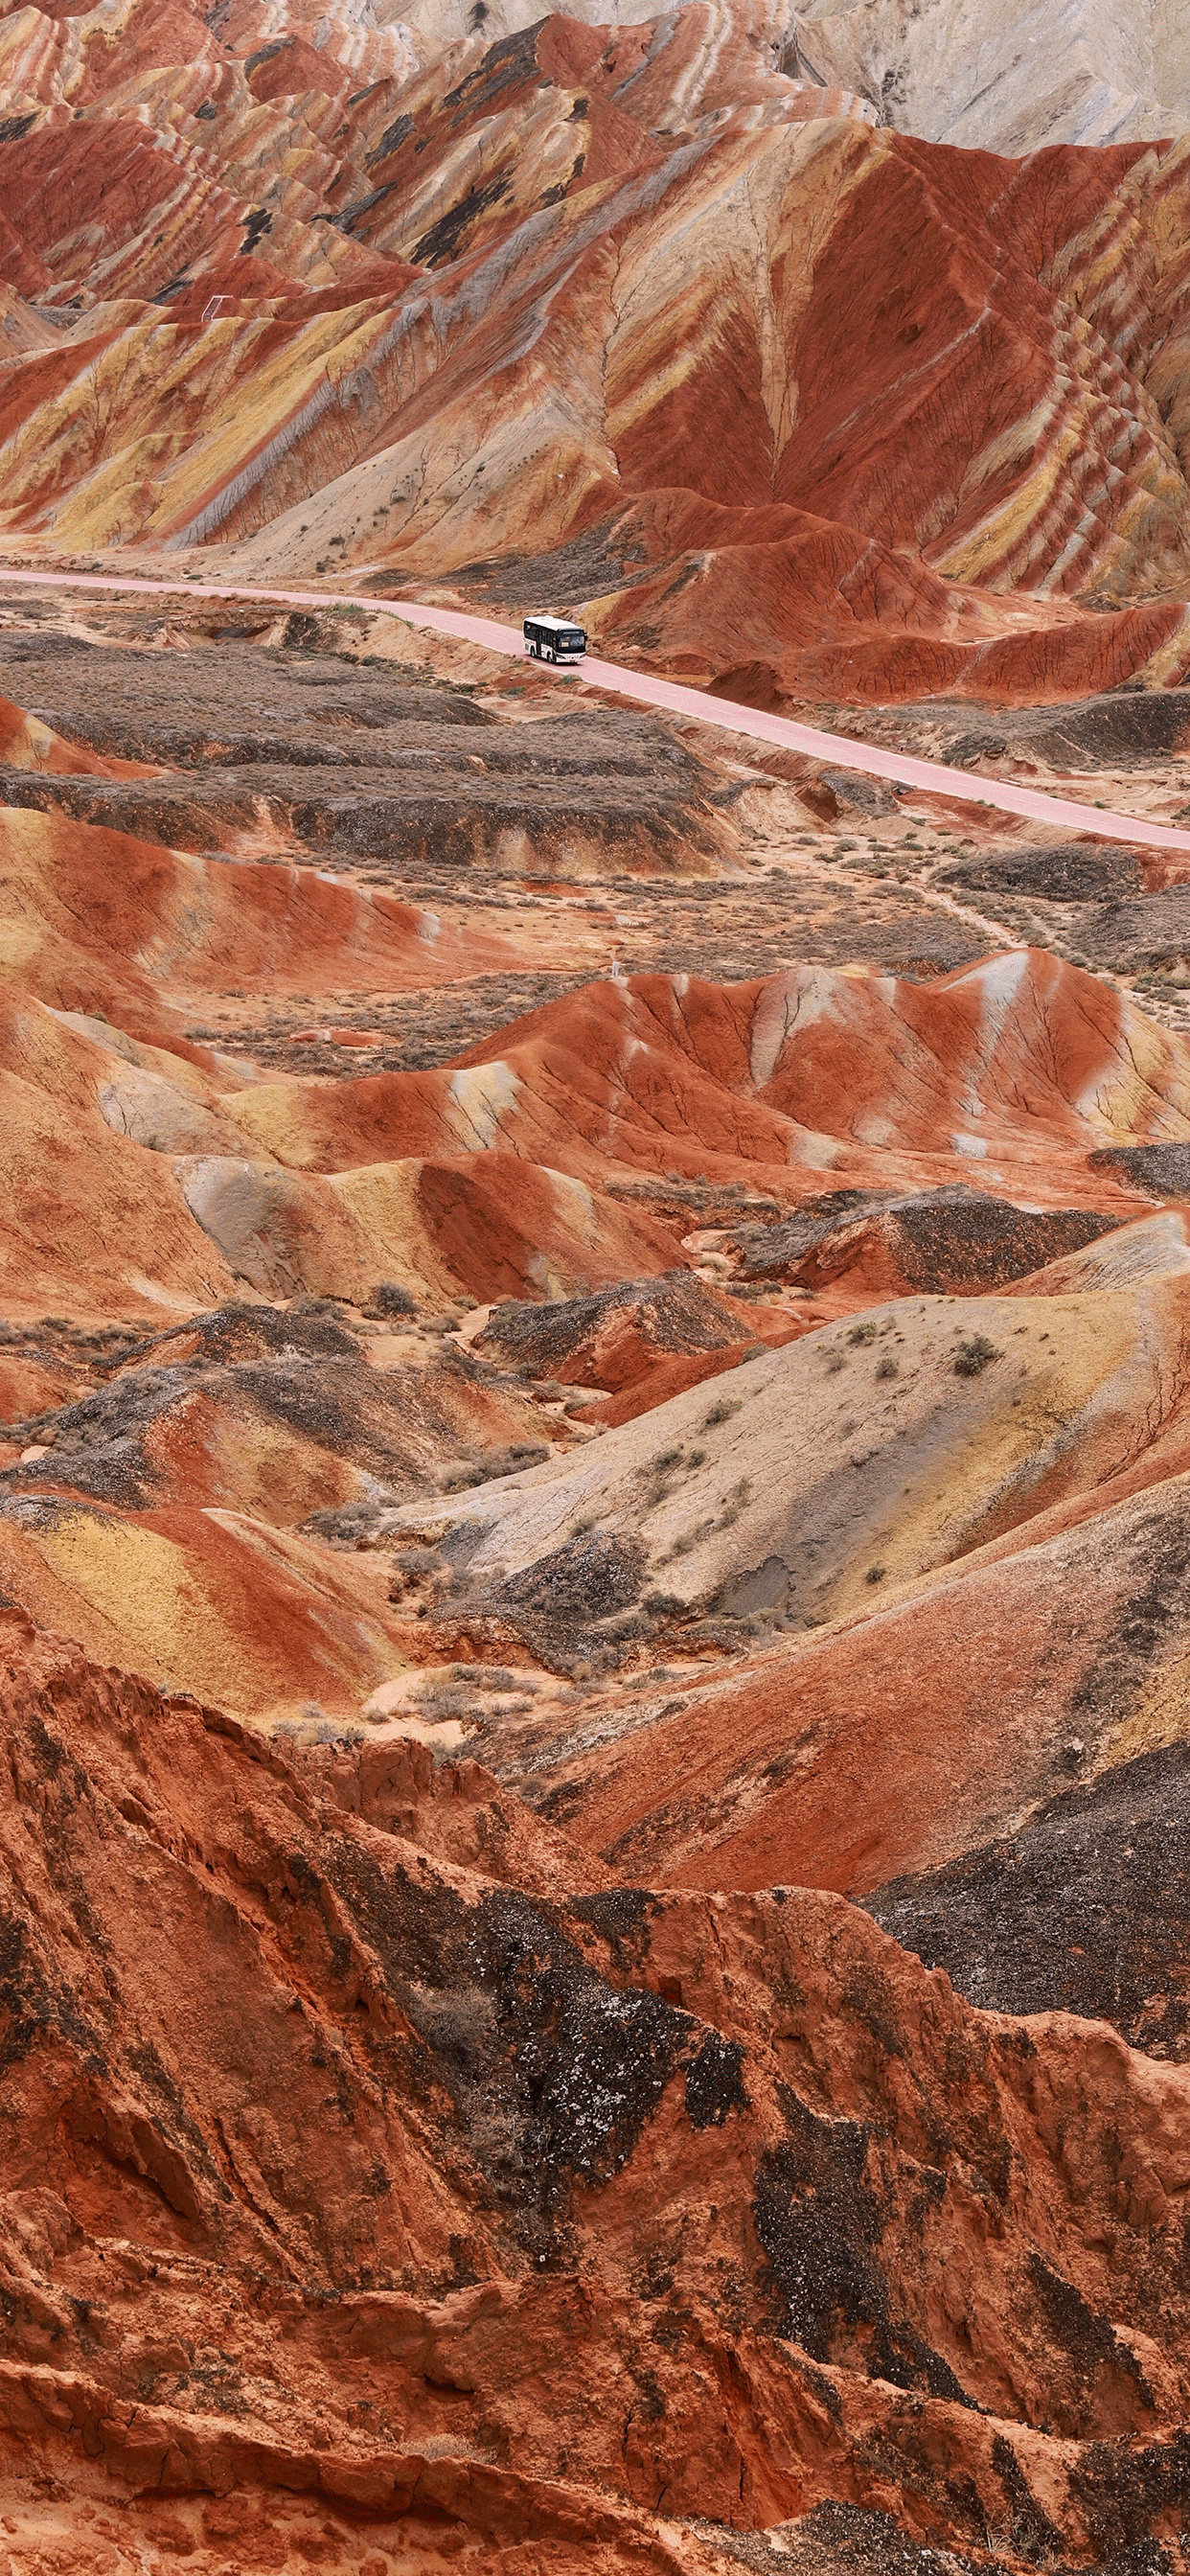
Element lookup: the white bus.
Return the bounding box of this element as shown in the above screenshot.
[523,613,586,663]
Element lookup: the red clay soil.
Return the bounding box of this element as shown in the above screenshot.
[1,802,520,1038]
[412,1155,683,1303]
[572,1336,807,1426]
[5,692,1190,2565]
[0,1489,415,1719]
[552,1445,1190,1898]
[0,696,153,777]
[5,1612,1190,2574]
[474,1271,802,1422]
[7,837,1189,1315]
[226,953,1190,1200]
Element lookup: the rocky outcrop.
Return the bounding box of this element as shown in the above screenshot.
[791,0,1190,153]
[4,1610,1190,2571]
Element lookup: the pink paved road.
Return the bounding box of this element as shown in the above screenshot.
[6,564,1190,855]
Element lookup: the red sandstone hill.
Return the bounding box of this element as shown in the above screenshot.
[7,781,1189,1322]
[3,0,1190,697]
[7,742,1190,1713]
[5,1613,1190,2574]
[6,622,1190,2570]
[9,6,1190,2556]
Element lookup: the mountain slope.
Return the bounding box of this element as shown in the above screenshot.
[4,0,1190,697]
[5,1613,1190,2571]
[792,0,1190,152]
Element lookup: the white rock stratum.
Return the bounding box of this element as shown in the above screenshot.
[790,0,1190,152]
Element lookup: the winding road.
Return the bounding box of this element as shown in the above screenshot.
[5,564,1190,856]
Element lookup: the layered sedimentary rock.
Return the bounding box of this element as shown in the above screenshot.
[9,0,1190,2551]
[8,602,1190,2568]
[6,1613,1190,2574]
[4,0,1190,696]
[791,0,1190,153]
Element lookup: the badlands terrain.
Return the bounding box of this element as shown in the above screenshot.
[3,583,1190,2576]
[6,0,1190,702]
[10,0,1190,2567]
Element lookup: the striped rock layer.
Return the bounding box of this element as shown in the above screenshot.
[3,0,1190,697]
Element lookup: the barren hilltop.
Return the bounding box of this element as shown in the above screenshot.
[6,0,1190,2569]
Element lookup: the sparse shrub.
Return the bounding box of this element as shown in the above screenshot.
[826,1352,845,1374]
[413,1682,470,1720]
[865,1565,885,1585]
[848,1321,878,1346]
[655,1447,683,1470]
[440,1442,548,1492]
[687,1447,707,1468]
[366,1280,416,1320]
[704,1397,742,1427]
[876,1355,898,1381]
[954,1335,1001,1378]
[387,1546,438,1593]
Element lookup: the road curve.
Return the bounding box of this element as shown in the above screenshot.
[5,564,1190,856]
